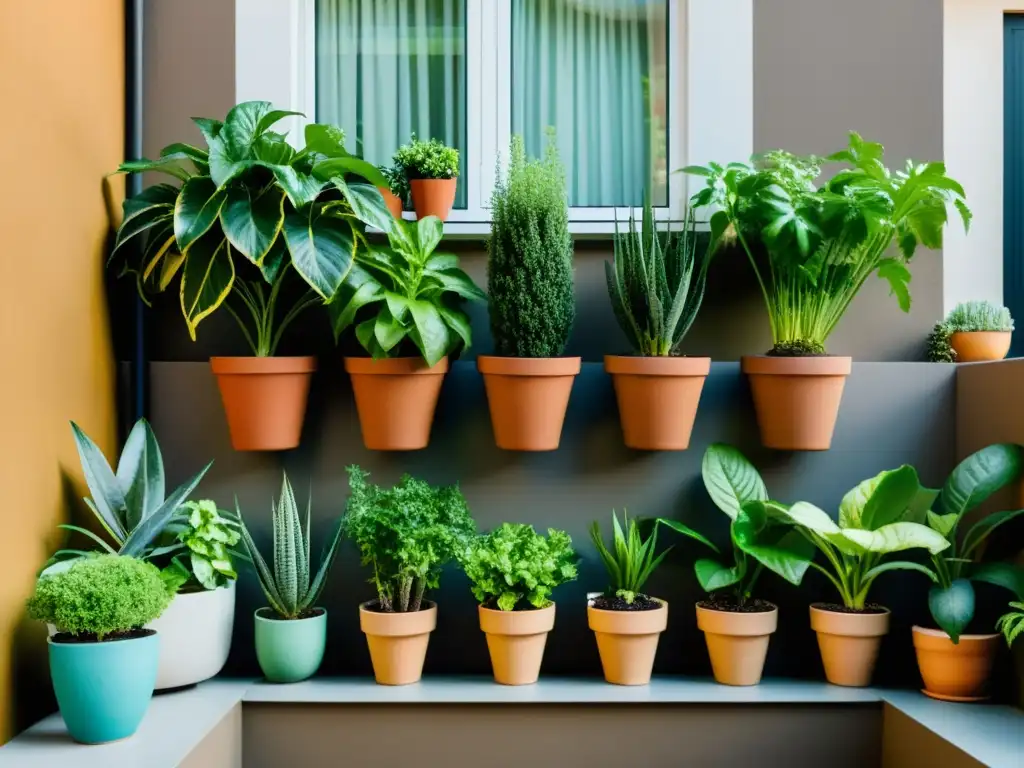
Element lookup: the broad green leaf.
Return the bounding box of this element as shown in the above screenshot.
[116,419,166,531]
[220,186,285,263]
[374,304,410,353]
[121,462,212,557]
[315,157,389,189]
[929,578,975,643]
[970,561,1024,600]
[174,176,227,251]
[122,183,179,223]
[282,207,356,300]
[841,521,950,555]
[936,444,1023,520]
[254,134,295,166]
[416,216,445,256]
[962,508,1024,558]
[269,165,324,208]
[160,142,209,173]
[701,443,767,521]
[330,177,392,231]
[303,123,348,158]
[118,155,191,181]
[695,559,741,592]
[259,238,287,285]
[862,560,939,585]
[328,264,384,340]
[438,305,473,350]
[191,117,223,145]
[838,465,920,531]
[423,267,486,301]
[160,251,186,291]
[926,511,958,538]
[656,519,719,553]
[70,421,128,542]
[112,205,173,259]
[179,232,235,339]
[906,486,940,524]
[221,101,301,160]
[407,299,449,366]
[779,501,841,535]
[878,258,912,312]
[733,516,814,587]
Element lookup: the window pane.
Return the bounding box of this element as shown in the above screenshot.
[315,0,468,208]
[512,0,669,208]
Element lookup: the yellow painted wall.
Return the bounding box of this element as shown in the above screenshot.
[0,0,121,743]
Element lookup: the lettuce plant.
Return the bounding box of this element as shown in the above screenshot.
[157,500,241,592]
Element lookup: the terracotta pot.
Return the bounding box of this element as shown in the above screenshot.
[912,626,1001,701]
[741,355,851,451]
[477,356,581,451]
[359,601,437,686]
[604,356,710,450]
[588,598,668,685]
[378,186,404,219]
[810,604,889,687]
[344,357,447,450]
[950,331,1012,363]
[696,603,777,686]
[409,178,457,221]
[209,356,316,451]
[479,603,555,685]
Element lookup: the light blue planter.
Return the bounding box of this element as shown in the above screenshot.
[48,632,159,744]
[254,608,327,683]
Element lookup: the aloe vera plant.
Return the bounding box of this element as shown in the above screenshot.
[590,510,670,604]
[236,473,343,619]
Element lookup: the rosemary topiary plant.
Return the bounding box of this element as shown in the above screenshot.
[926,322,956,362]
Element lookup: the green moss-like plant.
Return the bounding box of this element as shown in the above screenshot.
[926,322,956,362]
[27,555,172,641]
[944,300,1014,332]
[487,134,574,358]
[393,136,459,180]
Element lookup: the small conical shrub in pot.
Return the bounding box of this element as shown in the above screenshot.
[605,201,711,450]
[589,511,671,685]
[461,523,578,685]
[942,300,1014,362]
[394,136,460,221]
[480,134,579,451]
[685,134,970,450]
[342,467,476,685]
[658,445,813,686]
[237,473,343,683]
[28,555,173,744]
[331,215,484,450]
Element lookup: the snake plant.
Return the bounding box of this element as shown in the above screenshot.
[237,473,342,619]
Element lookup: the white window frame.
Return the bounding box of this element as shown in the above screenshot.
[236,0,752,236]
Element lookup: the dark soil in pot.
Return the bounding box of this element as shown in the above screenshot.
[52,628,156,644]
[813,602,887,615]
[592,594,661,611]
[698,596,775,613]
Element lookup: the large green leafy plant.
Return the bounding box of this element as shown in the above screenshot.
[112,101,391,355]
[330,216,485,366]
[393,136,460,180]
[685,133,971,355]
[657,444,814,606]
[342,467,476,613]
[157,500,241,593]
[590,510,670,605]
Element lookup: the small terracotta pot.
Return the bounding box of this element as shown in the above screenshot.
[479,603,555,685]
[696,603,777,686]
[741,355,851,451]
[344,357,447,450]
[912,626,1001,701]
[604,356,710,450]
[810,604,889,687]
[359,601,437,686]
[378,187,404,219]
[209,356,316,451]
[950,331,1012,363]
[477,356,581,451]
[588,598,668,685]
[409,178,457,221]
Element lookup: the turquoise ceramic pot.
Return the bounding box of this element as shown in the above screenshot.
[254,608,326,683]
[48,631,159,743]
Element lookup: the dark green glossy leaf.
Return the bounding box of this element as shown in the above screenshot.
[118,155,192,181]
[220,186,285,263]
[407,298,449,366]
[970,561,1024,600]
[315,157,389,189]
[328,264,384,340]
[180,232,235,338]
[936,444,1023,520]
[878,258,912,312]
[929,578,975,644]
[174,176,227,251]
[701,444,767,521]
[330,177,392,231]
[695,559,741,592]
[304,123,348,158]
[838,465,920,531]
[282,206,355,299]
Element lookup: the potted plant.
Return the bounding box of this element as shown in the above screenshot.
[479,135,579,451]
[604,199,711,450]
[112,101,392,450]
[236,473,343,683]
[330,215,485,450]
[393,136,459,220]
[685,133,971,450]
[997,600,1024,707]
[461,523,578,685]
[588,511,671,685]
[768,466,949,687]
[342,466,476,685]
[912,444,1024,701]
[27,555,173,743]
[926,322,957,362]
[657,444,814,686]
[378,163,408,219]
[943,300,1014,362]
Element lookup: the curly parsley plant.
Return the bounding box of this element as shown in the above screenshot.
[393,136,459,180]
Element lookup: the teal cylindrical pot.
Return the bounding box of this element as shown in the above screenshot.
[48,631,159,744]
[254,608,327,683]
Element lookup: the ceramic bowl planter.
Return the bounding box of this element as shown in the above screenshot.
[588,598,668,685]
[148,582,236,690]
[696,602,777,686]
[210,356,316,451]
[254,608,327,683]
[477,356,581,451]
[950,331,1012,362]
[359,601,437,685]
[479,604,555,685]
[912,626,1001,701]
[409,178,457,221]
[48,631,160,744]
[378,186,404,219]
[345,357,448,450]
[604,356,710,450]
[810,604,889,687]
[741,356,851,450]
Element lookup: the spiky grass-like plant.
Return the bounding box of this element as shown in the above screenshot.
[944,300,1014,332]
[590,510,671,604]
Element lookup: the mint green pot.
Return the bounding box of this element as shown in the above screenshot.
[254,608,326,683]
[48,631,159,743]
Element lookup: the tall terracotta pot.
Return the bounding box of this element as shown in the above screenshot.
[741,355,851,450]
[810,605,889,687]
[588,598,668,685]
[359,601,437,686]
[479,603,555,685]
[696,603,777,686]
[377,186,404,219]
[409,178,457,221]
[912,626,1001,701]
[210,356,316,451]
[950,331,1011,362]
[604,356,710,450]
[477,356,581,451]
[344,357,447,450]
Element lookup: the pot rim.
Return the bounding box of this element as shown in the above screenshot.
[47,629,157,646]
[911,625,1001,641]
[603,355,711,376]
[344,356,449,375]
[210,356,317,375]
[476,355,582,377]
[741,355,852,376]
[254,606,326,623]
[949,330,1012,337]
[409,177,458,185]
[359,600,438,636]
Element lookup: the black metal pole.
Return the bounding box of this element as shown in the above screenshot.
[126,0,148,423]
